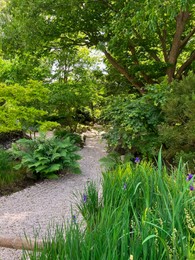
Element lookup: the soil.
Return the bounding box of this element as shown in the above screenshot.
[0,177,40,197]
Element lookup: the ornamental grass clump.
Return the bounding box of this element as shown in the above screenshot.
[0,148,21,187]
[24,153,195,259]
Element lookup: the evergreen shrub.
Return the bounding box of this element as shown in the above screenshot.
[159,74,195,168]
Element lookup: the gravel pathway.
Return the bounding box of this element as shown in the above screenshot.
[0,132,106,260]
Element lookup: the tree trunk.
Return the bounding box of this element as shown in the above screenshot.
[0,236,43,251]
[167,11,190,82]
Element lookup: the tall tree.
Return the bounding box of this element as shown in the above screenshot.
[1,0,194,93]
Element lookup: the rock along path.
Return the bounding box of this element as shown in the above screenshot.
[0,131,106,260]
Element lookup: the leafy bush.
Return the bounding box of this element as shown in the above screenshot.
[159,74,195,168]
[102,85,166,158]
[54,129,85,147]
[11,136,81,179]
[0,148,13,183]
[24,155,195,259]
[0,148,25,188]
[99,151,134,171]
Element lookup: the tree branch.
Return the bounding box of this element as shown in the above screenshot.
[133,29,161,62]
[157,28,169,62]
[167,11,190,82]
[180,27,195,50]
[176,51,195,79]
[129,44,156,84]
[104,50,144,94]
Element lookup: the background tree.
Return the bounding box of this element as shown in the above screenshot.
[0,80,59,133]
[1,0,194,94]
[47,46,104,130]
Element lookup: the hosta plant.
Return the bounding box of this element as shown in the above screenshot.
[11,136,81,179]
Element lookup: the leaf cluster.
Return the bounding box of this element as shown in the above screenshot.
[159,74,195,167]
[11,136,81,179]
[102,85,166,157]
[26,159,195,259]
[0,80,52,132]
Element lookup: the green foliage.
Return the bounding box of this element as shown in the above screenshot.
[0,148,12,174]
[159,74,195,168]
[99,151,133,171]
[0,54,51,84]
[0,80,52,133]
[76,182,101,229]
[0,148,24,187]
[102,85,166,158]
[47,47,104,130]
[54,129,84,147]
[24,157,195,259]
[1,0,194,91]
[11,136,81,179]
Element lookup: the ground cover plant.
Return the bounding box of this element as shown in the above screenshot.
[0,148,31,195]
[23,154,195,259]
[0,148,19,187]
[11,136,81,180]
[54,129,85,148]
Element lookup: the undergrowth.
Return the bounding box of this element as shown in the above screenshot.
[23,153,195,259]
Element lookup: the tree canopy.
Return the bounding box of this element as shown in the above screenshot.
[1,0,194,94]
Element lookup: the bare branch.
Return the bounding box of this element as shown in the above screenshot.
[176,51,195,79]
[180,27,195,50]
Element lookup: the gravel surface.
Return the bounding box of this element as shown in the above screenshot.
[0,131,106,260]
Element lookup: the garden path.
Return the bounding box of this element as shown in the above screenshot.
[0,130,106,260]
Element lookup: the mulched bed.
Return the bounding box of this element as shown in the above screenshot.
[0,131,30,149]
[0,176,38,197]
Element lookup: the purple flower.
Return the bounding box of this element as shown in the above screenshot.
[190,185,194,191]
[72,215,76,223]
[123,183,127,190]
[186,173,193,181]
[83,194,87,203]
[134,157,140,163]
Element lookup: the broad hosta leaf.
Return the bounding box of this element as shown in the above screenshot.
[44,164,61,173]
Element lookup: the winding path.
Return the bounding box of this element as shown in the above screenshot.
[0,132,106,260]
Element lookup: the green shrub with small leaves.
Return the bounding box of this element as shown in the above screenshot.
[11,136,81,179]
[159,74,195,168]
[102,85,166,158]
[54,129,84,147]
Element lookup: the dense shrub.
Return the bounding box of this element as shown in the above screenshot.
[0,148,25,188]
[0,148,13,184]
[159,74,195,168]
[24,157,195,259]
[102,85,166,158]
[54,129,85,147]
[11,136,81,179]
